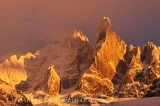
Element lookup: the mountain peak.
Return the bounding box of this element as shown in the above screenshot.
[97,16,112,32]
[92,16,113,48]
[64,29,89,48]
[103,16,112,25]
[0,16,159,105]
[72,29,89,42]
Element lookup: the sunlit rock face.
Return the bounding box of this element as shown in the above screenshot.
[17,65,60,97]
[80,73,114,95]
[0,79,33,106]
[47,66,60,96]
[79,17,126,95]
[116,42,160,98]
[125,47,143,83]
[0,53,36,85]
[64,30,88,48]
[0,16,159,102]
[141,42,160,83]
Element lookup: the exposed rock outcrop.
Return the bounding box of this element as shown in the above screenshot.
[15,29,91,95]
[116,42,160,97]
[47,66,60,96]
[0,53,37,85]
[145,78,160,97]
[80,73,114,95]
[0,16,159,105]
[60,30,91,89]
[0,79,33,106]
[79,17,126,95]
[125,47,143,83]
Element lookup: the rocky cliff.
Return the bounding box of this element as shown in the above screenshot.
[0,16,159,105]
[79,17,126,96]
[0,79,32,106]
[116,42,160,98]
[15,29,91,95]
[0,53,37,85]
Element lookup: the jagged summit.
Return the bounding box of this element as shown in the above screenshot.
[97,16,112,32]
[64,29,89,48]
[0,52,37,85]
[79,16,127,95]
[66,29,88,42]
[92,16,113,48]
[72,29,89,42]
[102,16,112,28]
[0,16,159,105]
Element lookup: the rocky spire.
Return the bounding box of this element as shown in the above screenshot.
[92,16,112,48]
[72,29,89,42]
[80,17,126,95]
[64,29,89,48]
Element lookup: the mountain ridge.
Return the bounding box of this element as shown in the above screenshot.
[0,16,159,105]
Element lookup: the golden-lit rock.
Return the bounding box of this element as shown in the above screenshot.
[64,29,89,48]
[116,42,160,97]
[0,52,37,85]
[141,42,160,83]
[80,73,114,95]
[93,17,126,79]
[0,16,159,101]
[116,82,140,98]
[141,42,159,64]
[0,79,33,105]
[91,33,126,80]
[72,30,89,42]
[80,17,126,95]
[48,66,60,96]
[125,47,143,83]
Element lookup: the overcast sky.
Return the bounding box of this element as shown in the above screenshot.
[0,0,160,60]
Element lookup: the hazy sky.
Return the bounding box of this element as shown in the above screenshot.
[0,0,160,59]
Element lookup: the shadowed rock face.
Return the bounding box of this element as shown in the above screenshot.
[0,17,159,101]
[15,29,91,94]
[115,42,160,98]
[0,79,33,106]
[60,30,92,89]
[145,78,160,97]
[125,47,143,83]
